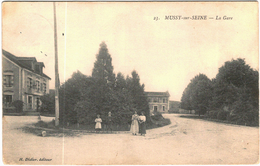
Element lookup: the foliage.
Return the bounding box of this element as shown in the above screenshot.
[59,70,91,125]
[212,58,258,110]
[59,42,150,127]
[208,111,218,119]
[74,100,96,124]
[92,41,115,87]
[217,110,229,120]
[12,100,23,113]
[181,74,213,116]
[230,88,259,125]
[126,71,150,122]
[149,112,171,128]
[151,111,164,121]
[40,93,55,114]
[181,58,258,126]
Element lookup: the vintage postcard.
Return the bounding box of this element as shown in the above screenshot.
[2,2,259,165]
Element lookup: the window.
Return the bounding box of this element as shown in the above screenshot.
[43,83,46,93]
[3,75,14,87]
[36,80,40,92]
[28,96,32,109]
[40,83,43,91]
[3,95,12,107]
[163,98,166,103]
[27,77,33,89]
[163,106,165,111]
[35,65,40,73]
[36,98,40,111]
[154,106,158,112]
[153,98,158,103]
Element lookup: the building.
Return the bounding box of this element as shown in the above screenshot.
[2,49,51,112]
[145,91,170,113]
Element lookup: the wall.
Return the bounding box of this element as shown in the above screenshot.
[148,96,169,113]
[2,57,20,101]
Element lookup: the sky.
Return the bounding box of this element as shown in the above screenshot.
[2,2,258,101]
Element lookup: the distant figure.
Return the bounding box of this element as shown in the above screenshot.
[139,112,146,136]
[107,111,113,132]
[130,111,139,135]
[95,114,102,132]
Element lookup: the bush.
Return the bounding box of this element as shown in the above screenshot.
[74,100,96,124]
[151,112,164,121]
[208,111,218,119]
[217,110,229,120]
[40,94,55,114]
[12,100,23,113]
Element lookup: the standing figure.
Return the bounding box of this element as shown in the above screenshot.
[95,114,102,132]
[139,112,146,136]
[130,111,139,135]
[107,111,113,132]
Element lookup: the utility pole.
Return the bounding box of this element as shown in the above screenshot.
[53,2,59,126]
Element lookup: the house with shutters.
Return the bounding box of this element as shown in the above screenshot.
[2,49,51,112]
[145,91,170,113]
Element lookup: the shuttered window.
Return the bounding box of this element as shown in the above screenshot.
[27,77,33,89]
[3,95,12,107]
[3,75,14,87]
[43,83,46,93]
[36,80,40,92]
[40,83,43,91]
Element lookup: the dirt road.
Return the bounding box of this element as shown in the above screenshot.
[2,114,259,164]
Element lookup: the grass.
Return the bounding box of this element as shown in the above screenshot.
[21,120,78,137]
[179,114,259,127]
[21,116,171,137]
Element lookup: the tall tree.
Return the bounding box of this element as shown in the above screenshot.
[92,42,115,87]
[180,74,213,116]
[59,70,90,124]
[126,70,150,121]
[213,58,259,110]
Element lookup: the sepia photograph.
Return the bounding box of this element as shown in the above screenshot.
[2,2,259,165]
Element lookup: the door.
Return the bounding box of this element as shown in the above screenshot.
[28,96,32,109]
[36,98,40,112]
[154,106,158,112]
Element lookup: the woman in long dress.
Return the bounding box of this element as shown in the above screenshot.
[130,111,139,135]
[139,112,146,136]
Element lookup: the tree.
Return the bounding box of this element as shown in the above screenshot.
[126,70,150,121]
[59,70,91,125]
[180,84,193,111]
[180,74,213,116]
[92,42,115,87]
[85,42,117,119]
[210,58,259,124]
[213,58,258,110]
[40,93,55,114]
[59,42,151,127]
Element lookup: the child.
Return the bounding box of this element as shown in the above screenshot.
[95,114,102,132]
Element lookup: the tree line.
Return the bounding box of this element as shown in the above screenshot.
[41,42,150,126]
[180,58,259,126]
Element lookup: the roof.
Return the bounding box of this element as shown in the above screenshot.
[16,57,37,61]
[36,62,45,68]
[145,91,170,97]
[2,49,51,80]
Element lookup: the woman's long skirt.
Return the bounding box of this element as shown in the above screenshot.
[139,122,146,134]
[130,120,139,134]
